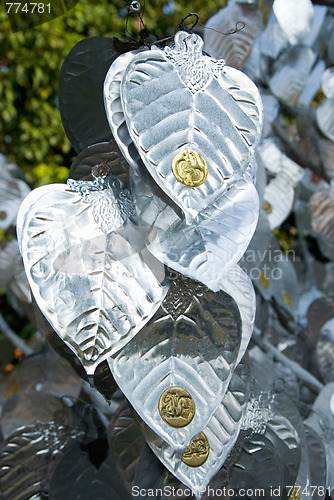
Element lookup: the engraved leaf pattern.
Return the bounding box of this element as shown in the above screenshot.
[109,275,242,451]
[230,435,284,496]
[49,444,132,500]
[120,35,262,222]
[104,50,144,170]
[108,401,146,488]
[310,186,334,257]
[0,423,82,500]
[132,169,259,292]
[204,2,263,70]
[139,358,250,499]
[17,184,168,375]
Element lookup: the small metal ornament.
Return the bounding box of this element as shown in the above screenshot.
[138,358,250,500]
[110,30,262,224]
[108,273,242,451]
[17,169,168,377]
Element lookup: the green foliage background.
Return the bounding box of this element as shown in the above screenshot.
[0,0,224,187]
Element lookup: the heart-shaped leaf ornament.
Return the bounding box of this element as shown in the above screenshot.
[106,31,262,224]
[17,170,169,377]
[108,272,242,451]
[139,356,250,500]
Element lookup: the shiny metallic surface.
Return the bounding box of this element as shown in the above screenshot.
[0,177,30,231]
[304,383,334,497]
[0,423,82,500]
[104,50,144,171]
[120,31,262,224]
[172,149,208,188]
[109,274,242,451]
[158,387,196,428]
[17,175,168,376]
[69,140,130,186]
[58,37,119,153]
[219,265,256,364]
[204,1,263,69]
[132,167,259,291]
[273,0,314,46]
[310,185,334,260]
[316,98,334,142]
[139,359,250,498]
[269,46,315,105]
[181,432,209,468]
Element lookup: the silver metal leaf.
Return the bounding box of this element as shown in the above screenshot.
[204,2,263,69]
[58,37,119,152]
[260,12,289,60]
[104,50,144,171]
[0,391,69,439]
[310,184,334,260]
[108,274,242,451]
[69,140,131,186]
[316,98,334,142]
[321,67,334,98]
[139,358,250,500]
[316,318,334,383]
[304,383,334,497]
[132,168,259,291]
[49,444,132,500]
[0,423,83,500]
[108,400,146,489]
[273,0,314,45]
[17,181,168,376]
[120,31,263,223]
[307,295,334,342]
[304,424,327,500]
[229,433,284,496]
[219,265,256,364]
[269,46,315,105]
[0,177,30,231]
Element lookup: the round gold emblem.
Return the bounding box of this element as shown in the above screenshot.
[158,386,195,428]
[0,211,6,220]
[172,149,208,188]
[181,432,210,468]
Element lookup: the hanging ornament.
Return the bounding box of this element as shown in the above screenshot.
[138,357,250,500]
[108,272,243,451]
[204,1,263,70]
[273,0,314,46]
[58,37,121,153]
[105,30,263,225]
[17,167,168,377]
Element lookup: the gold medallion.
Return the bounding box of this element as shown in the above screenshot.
[172,149,208,188]
[158,386,195,428]
[181,432,210,467]
[262,200,273,215]
[0,211,6,220]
